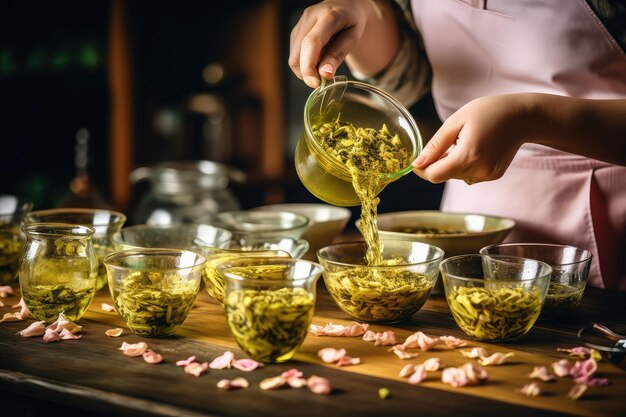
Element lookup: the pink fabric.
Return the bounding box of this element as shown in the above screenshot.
[410,0,626,288]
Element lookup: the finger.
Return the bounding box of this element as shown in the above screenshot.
[412,115,464,170]
[288,17,309,80]
[317,29,359,80]
[300,18,347,88]
[413,147,468,183]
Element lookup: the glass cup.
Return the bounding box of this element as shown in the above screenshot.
[202,235,309,305]
[0,195,33,285]
[317,240,444,323]
[112,223,232,255]
[440,254,552,342]
[104,249,205,337]
[218,257,323,363]
[24,208,127,291]
[480,243,592,320]
[295,77,423,206]
[214,210,310,242]
[19,223,98,323]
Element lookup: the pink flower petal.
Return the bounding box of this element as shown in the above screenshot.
[119,341,149,357]
[442,367,470,387]
[176,356,197,367]
[574,375,610,387]
[571,358,598,379]
[209,351,234,369]
[552,359,573,377]
[0,285,13,298]
[307,375,332,395]
[11,298,31,319]
[259,376,287,390]
[46,313,70,332]
[439,335,468,348]
[460,347,488,359]
[403,331,441,351]
[217,377,249,390]
[59,328,82,340]
[478,352,515,366]
[105,328,124,337]
[318,348,347,364]
[336,355,361,367]
[309,322,368,337]
[16,321,46,337]
[43,328,61,343]
[101,303,116,312]
[517,382,542,396]
[462,362,488,384]
[399,364,416,378]
[281,369,304,380]
[529,366,556,382]
[408,364,427,385]
[184,362,209,377]
[423,357,441,372]
[0,312,23,322]
[142,350,164,364]
[391,348,419,360]
[286,377,308,388]
[232,358,261,372]
[567,384,588,400]
[557,347,594,359]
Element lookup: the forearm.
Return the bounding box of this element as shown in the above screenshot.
[526,93,626,166]
[345,0,401,77]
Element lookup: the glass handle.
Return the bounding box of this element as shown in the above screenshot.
[317,75,348,115]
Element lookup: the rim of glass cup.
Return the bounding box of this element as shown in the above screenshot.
[113,223,233,250]
[218,256,323,287]
[303,79,423,180]
[25,208,127,227]
[216,210,310,235]
[439,254,553,285]
[480,243,593,268]
[103,248,206,272]
[22,222,96,238]
[317,240,445,268]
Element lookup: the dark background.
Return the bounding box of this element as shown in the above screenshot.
[0,0,444,228]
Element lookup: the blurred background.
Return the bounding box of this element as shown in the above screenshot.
[0,0,444,228]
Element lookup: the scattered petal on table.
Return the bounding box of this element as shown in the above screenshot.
[307,375,331,395]
[574,375,609,387]
[552,359,573,377]
[119,341,149,357]
[571,358,598,379]
[217,377,249,390]
[336,355,361,367]
[557,347,595,359]
[11,298,31,319]
[529,366,556,382]
[516,382,542,396]
[105,328,124,337]
[567,384,588,400]
[399,363,416,378]
[318,348,346,364]
[209,351,234,369]
[363,330,397,346]
[408,364,427,385]
[143,350,163,364]
[0,312,23,323]
[478,352,515,366]
[43,328,61,343]
[184,362,209,377]
[176,356,197,367]
[232,358,261,372]
[0,286,13,298]
[59,328,82,340]
[460,347,488,359]
[423,358,441,372]
[309,321,368,337]
[439,335,468,348]
[16,321,46,337]
[403,331,441,351]
[260,376,287,390]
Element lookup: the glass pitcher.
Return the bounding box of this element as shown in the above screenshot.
[19,223,98,323]
[295,78,423,206]
[130,160,244,225]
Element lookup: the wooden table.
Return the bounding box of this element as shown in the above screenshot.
[1,283,625,417]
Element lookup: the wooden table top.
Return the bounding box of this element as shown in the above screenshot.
[1,282,625,417]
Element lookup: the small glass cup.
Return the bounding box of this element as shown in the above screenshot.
[24,208,127,291]
[480,243,592,320]
[214,210,310,242]
[440,254,552,342]
[218,257,322,363]
[0,195,33,285]
[112,223,232,255]
[317,240,444,323]
[104,249,205,337]
[19,223,98,323]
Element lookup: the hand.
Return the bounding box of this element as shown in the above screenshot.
[289,1,370,88]
[412,94,532,184]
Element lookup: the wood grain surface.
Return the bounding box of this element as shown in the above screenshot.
[1,283,625,417]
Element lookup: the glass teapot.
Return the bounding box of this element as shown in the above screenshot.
[130,160,244,225]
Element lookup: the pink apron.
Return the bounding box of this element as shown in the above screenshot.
[410,0,626,289]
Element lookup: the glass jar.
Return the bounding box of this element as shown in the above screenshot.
[295,78,423,206]
[0,195,33,285]
[24,209,127,291]
[19,223,98,323]
[130,160,243,225]
[218,257,323,363]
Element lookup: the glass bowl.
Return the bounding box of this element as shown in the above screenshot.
[0,195,33,285]
[202,236,308,305]
[218,257,322,363]
[254,203,351,260]
[480,243,592,320]
[440,254,552,342]
[317,240,444,323]
[578,323,626,371]
[103,249,205,337]
[19,223,98,323]
[112,223,232,256]
[24,208,126,291]
[214,210,309,241]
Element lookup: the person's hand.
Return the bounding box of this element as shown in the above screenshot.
[412,94,532,184]
[289,1,371,88]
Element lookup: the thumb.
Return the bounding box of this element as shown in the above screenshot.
[412,115,464,169]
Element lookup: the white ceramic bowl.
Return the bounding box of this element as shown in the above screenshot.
[254,203,351,259]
